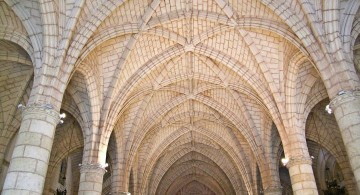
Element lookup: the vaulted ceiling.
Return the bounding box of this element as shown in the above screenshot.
[0,0,359,194]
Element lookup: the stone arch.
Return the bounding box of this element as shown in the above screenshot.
[166,177,223,195]
[43,110,84,194]
[139,127,249,194]
[146,132,246,194]
[3,0,42,67]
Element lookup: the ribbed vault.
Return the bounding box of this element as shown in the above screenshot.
[1,0,360,194]
[67,0,355,193]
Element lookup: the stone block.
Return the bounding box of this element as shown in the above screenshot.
[18,132,42,146]
[302,181,317,189]
[24,146,49,163]
[289,165,300,176]
[40,136,53,149]
[9,158,37,172]
[299,164,313,174]
[11,145,25,158]
[3,172,17,189]
[36,160,48,177]
[29,120,55,138]
[16,172,44,193]
[79,182,94,191]
[292,182,302,191]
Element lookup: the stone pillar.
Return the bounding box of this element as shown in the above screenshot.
[263,185,282,195]
[330,90,360,191]
[78,163,106,195]
[287,156,318,195]
[2,104,59,194]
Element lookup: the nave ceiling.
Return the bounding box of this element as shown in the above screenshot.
[0,0,360,194]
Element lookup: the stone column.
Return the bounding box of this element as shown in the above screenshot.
[287,156,318,195]
[78,163,106,195]
[263,185,282,195]
[2,104,59,194]
[330,90,360,191]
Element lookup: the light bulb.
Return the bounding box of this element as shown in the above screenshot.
[59,113,66,118]
[281,158,289,166]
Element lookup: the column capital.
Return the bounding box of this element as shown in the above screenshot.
[21,103,60,123]
[286,156,312,168]
[330,90,360,109]
[79,163,107,175]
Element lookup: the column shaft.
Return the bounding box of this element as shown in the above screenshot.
[330,90,360,191]
[2,104,59,194]
[287,156,318,195]
[78,163,106,195]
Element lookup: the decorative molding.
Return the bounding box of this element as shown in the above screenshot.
[286,156,312,168]
[21,103,60,122]
[79,163,107,174]
[330,90,360,109]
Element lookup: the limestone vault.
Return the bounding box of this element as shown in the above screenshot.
[0,0,360,194]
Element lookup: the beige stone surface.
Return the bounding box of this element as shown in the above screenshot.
[0,0,359,194]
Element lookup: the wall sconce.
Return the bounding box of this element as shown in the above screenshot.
[17,104,26,109]
[59,113,66,124]
[281,158,289,166]
[59,113,66,119]
[325,105,332,114]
